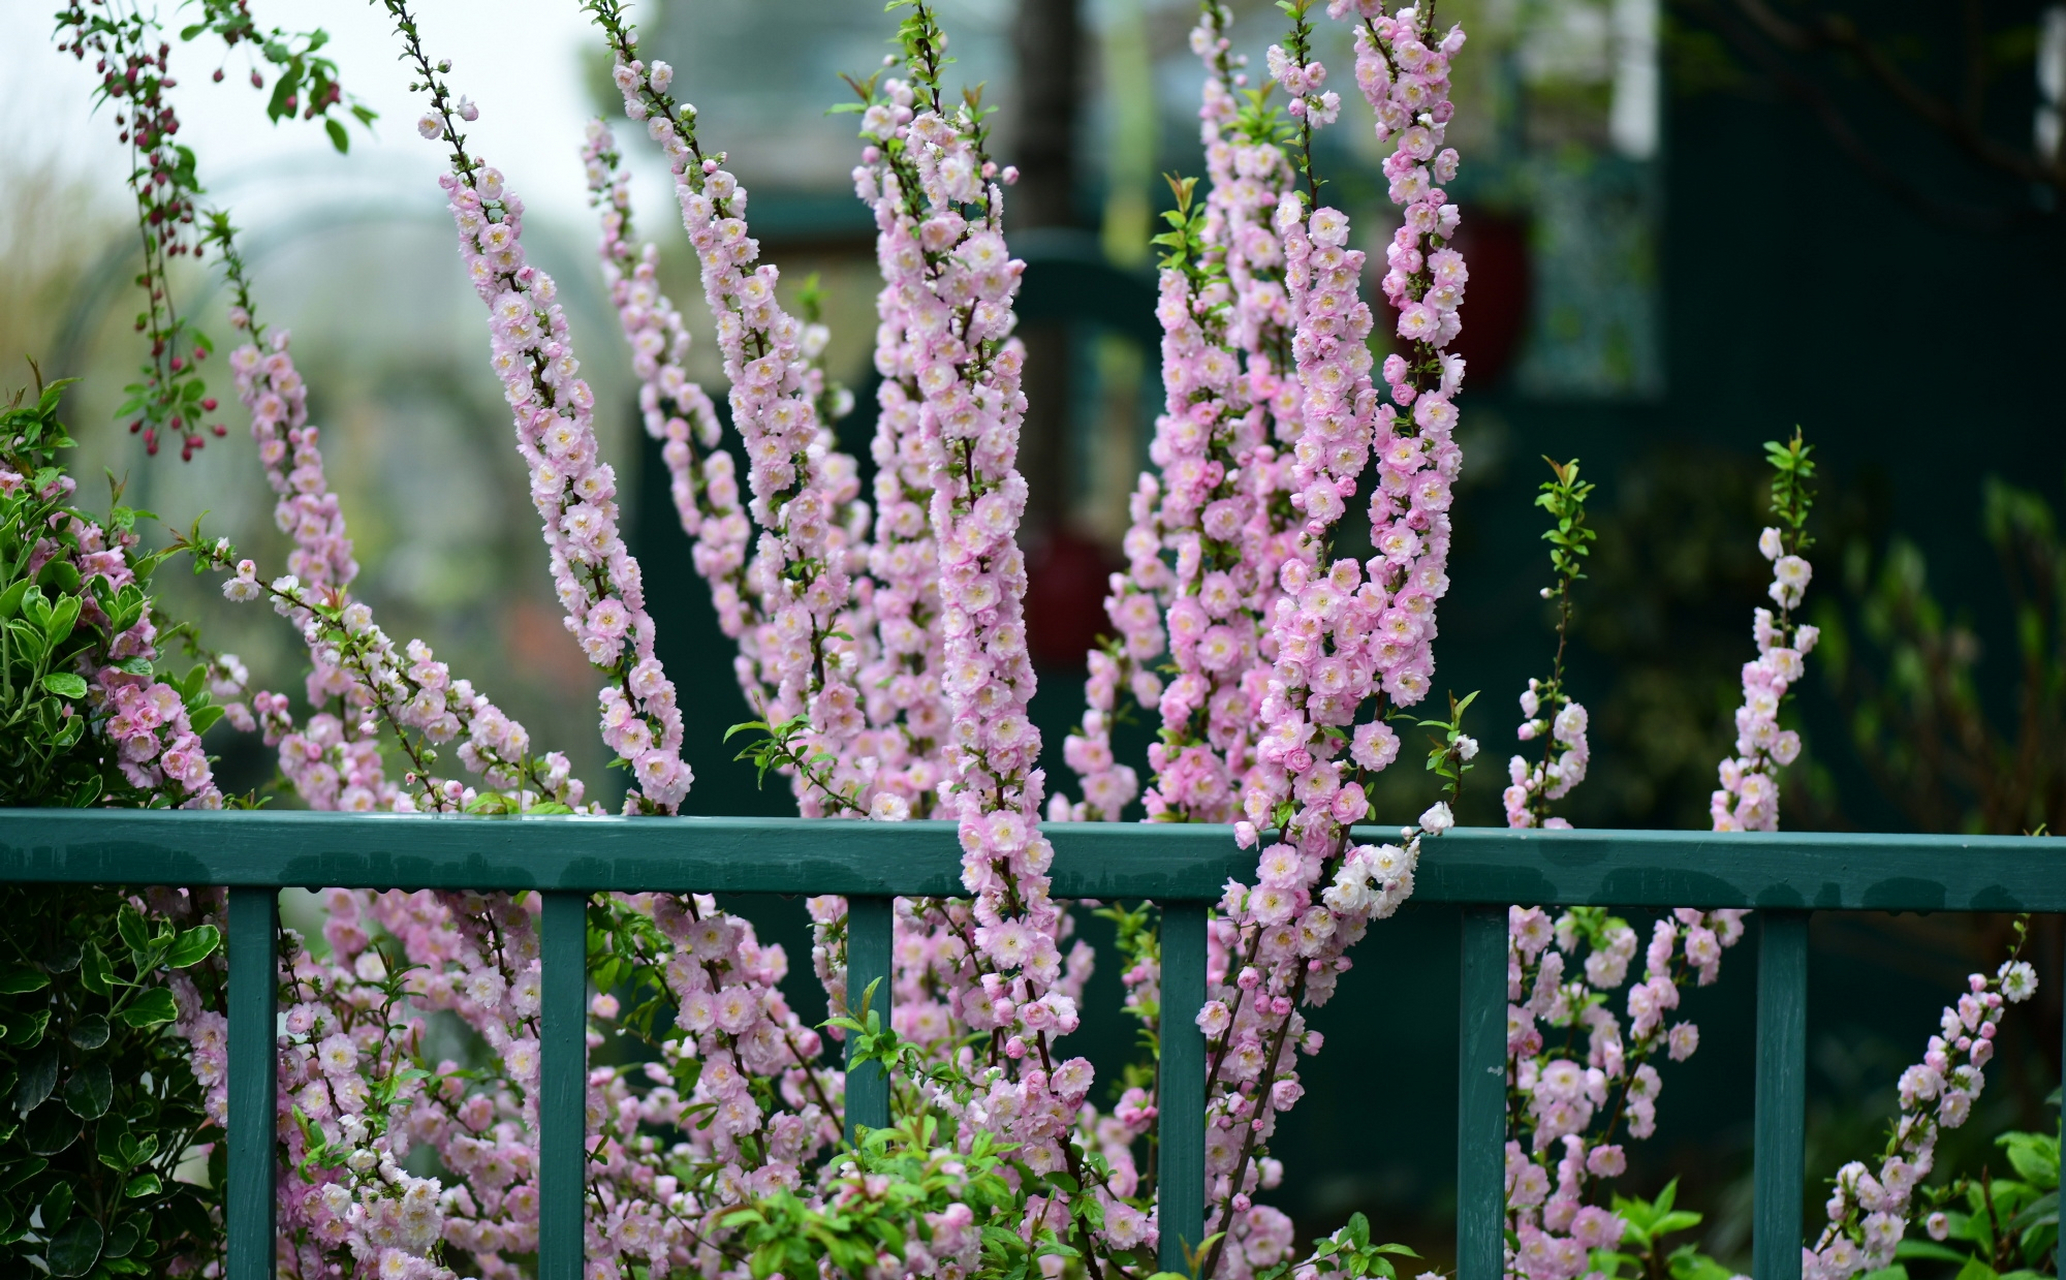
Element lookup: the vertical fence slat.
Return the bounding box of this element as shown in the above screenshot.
[539,891,587,1280]
[1755,910,1809,1280]
[845,894,894,1142]
[1158,901,1207,1274]
[1458,904,1509,1280]
[2059,928,2064,1276]
[226,886,277,1280]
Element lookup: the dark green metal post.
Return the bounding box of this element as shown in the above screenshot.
[227,885,277,1280]
[845,894,894,1142]
[1158,901,1207,1274]
[1459,905,1509,1280]
[1755,910,1809,1280]
[540,891,587,1280]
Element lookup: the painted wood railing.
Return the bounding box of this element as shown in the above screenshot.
[2,812,2060,1280]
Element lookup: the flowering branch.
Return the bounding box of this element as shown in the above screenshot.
[50,0,370,459]
[1807,925,2038,1280]
[377,0,692,812]
[1712,428,1818,830]
[583,0,877,818]
[1505,458,1595,829]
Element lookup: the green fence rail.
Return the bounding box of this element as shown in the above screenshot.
[2,812,2060,1280]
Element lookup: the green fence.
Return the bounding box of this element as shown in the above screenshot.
[3,812,2060,1280]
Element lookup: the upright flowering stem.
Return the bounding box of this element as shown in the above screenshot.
[848,6,1154,1265]
[852,2,1074,1065]
[1505,458,1594,829]
[854,102,962,824]
[1058,2,1313,829]
[1712,430,1818,831]
[1502,905,1748,1280]
[1191,5,1469,1273]
[584,1,876,817]
[1806,933,2038,1280]
[377,0,691,813]
[580,120,766,710]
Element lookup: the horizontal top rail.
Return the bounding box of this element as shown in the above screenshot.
[1,810,2062,909]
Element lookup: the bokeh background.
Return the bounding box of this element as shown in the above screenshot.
[5,0,2066,1269]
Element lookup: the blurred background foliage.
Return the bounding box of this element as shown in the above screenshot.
[4,0,2065,1270]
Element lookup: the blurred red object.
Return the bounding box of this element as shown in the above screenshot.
[1373,208,1531,388]
[1023,527,1119,669]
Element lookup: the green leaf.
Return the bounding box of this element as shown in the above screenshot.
[25,1102,82,1156]
[43,593,81,644]
[64,1059,113,1120]
[2002,1133,2060,1190]
[47,1214,103,1278]
[103,1217,142,1259]
[325,117,349,152]
[0,1156,47,1191]
[0,579,28,620]
[116,906,150,957]
[123,1172,162,1199]
[78,943,112,997]
[1896,1240,1974,1262]
[42,1182,74,1229]
[38,559,82,596]
[15,1047,58,1110]
[41,672,88,699]
[166,925,220,969]
[116,987,178,1028]
[187,703,225,735]
[0,966,49,994]
[68,1013,109,1050]
[1953,1256,1999,1280]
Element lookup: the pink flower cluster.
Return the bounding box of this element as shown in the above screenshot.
[599,58,876,816]
[863,116,1072,1010]
[162,885,555,1278]
[1712,528,1818,831]
[1805,956,2036,1280]
[212,544,584,812]
[218,312,395,810]
[431,129,690,812]
[1504,683,1589,828]
[1058,8,1301,829]
[228,319,357,592]
[272,888,550,1280]
[97,677,218,800]
[583,893,841,1273]
[582,118,765,709]
[212,256,591,814]
[156,888,229,1130]
[45,504,225,807]
[1041,3,1465,1267]
[1503,905,1748,1280]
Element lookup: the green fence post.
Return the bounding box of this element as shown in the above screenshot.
[1755,910,1809,1280]
[227,886,278,1280]
[845,894,894,1142]
[1159,901,1207,1274]
[1458,904,1509,1280]
[540,891,587,1280]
